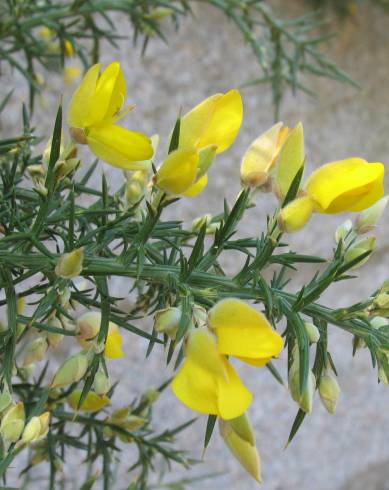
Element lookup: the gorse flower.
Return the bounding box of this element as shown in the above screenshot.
[208,298,284,367]
[240,122,289,188]
[68,62,153,169]
[171,328,253,420]
[155,90,243,196]
[172,299,283,419]
[279,158,385,232]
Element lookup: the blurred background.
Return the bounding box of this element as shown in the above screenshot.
[1,1,389,488]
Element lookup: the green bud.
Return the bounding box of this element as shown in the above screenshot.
[229,413,256,446]
[289,351,315,414]
[142,387,160,405]
[0,402,25,443]
[51,351,89,388]
[304,322,320,344]
[335,219,353,244]
[54,158,80,181]
[149,7,174,20]
[319,374,340,414]
[76,311,101,341]
[20,416,42,445]
[55,247,84,279]
[344,236,376,269]
[355,196,389,234]
[46,317,64,348]
[23,336,48,366]
[299,371,316,414]
[154,307,181,338]
[125,180,144,207]
[93,369,111,395]
[123,415,148,431]
[191,214,212,233]
[219,419,262,483]
[28,164,46,180]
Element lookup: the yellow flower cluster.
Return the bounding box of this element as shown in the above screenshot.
[172,299,283,419]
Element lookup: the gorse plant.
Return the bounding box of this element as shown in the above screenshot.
[0,0,357,118]
[0,61,388,489]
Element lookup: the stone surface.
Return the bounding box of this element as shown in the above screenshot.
[2,1,389,489]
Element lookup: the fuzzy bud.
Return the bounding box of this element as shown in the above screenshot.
[55,247,84,279]
[319,374,340,414]
[219,417,262,483]
[344,236,376,269]
[154,307,181,338]
[0,402,25,443]
[289,349,315,413]
[335,219,353,244]
[46,317,64,348]
[93,369,111,395]
[304,322,320,344]
[355,196,389,234]
[23,336,48,366]
[51,351,89,388]
[54,158,80,182]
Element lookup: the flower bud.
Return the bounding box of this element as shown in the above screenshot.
[289,350,315,413]
[28,164,46,180]
[77,311,101,341]
[67,390,110,412]
[240,122,289,189]
[125,179,144,207]
[344,236,376,269]
[149,7,174,19]
[51,351,89,388]
[0,402,25,443]
[55,247,84,279]
[54,158,80,182]
[278,195,314,233]
[20,416,42,445]
[122,415,148,431]
[229,413,256,446]
[219,418,262,483]
[304,322,320,344]
[76,312,123,359]
[355,196,389,234]
[335,219,353,244]
[154,307,181,338]
[93,369,111,395]
[191,214,212,233]
[142,387,160,405]
[23,336,48,366]
[192,305,207,328]
[319,374,340,414]
[46,317,64,348]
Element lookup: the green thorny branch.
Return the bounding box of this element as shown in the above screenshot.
[0,0,357,118]
[0,104,389,486]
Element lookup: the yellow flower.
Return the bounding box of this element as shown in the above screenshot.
[76,311,124,359]
[67,390,110,413]
[240,122,289,188]
[155,90,243,196]
[208,298,284,367]
[172,329,252,419]
[279,158,385,232]
[68,62,153,170]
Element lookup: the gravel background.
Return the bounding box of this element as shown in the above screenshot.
[1,1,389,489]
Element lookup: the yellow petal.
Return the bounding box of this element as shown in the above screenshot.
[208,299,284,361]
[68,63,100,128]
[278,195,315,233]
[87,124,153,170]
[67,390,110,412]
[84,62,126,126]
[306,158,385,213]
[105,323,124,359]
[155,149,199,194]
[183,174,208,197]
[240,122,288,187]
[217,358,253,419]
[180,90,243,153]
[172,329,252,419]
[172,358,219,415]
[275,122,305,200]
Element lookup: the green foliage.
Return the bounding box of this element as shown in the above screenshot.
[0,0,356,117]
